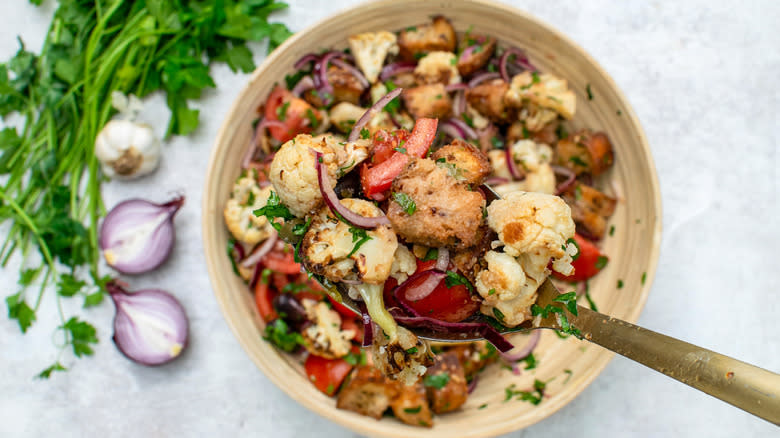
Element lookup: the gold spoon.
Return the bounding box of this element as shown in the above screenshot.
[277,185,780,425]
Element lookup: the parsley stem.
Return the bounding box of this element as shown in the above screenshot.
[0,190,56,273]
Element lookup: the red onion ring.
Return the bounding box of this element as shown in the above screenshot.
[499,48,536,82]
[313,51,346,105]
[434,247,449,272]
[294,53,320,70]
[439,121,465,140]
[453,91,466,117]
[331,58,370,89]
[399,270,446,301]
[291,75,315,97]
[313,150,391,229]
[552,165,577,195]
[468,72,501,88]
[347,88,403,142]
[505,143,523,180]
[467,374,479,393]
[379,62,417,81]
[499,330,541,362]
[240,232,278,268]
[447,118,478,139]
[445,83,468,92]
[459,45,477,63]
[242,118,287,169]
[389,310,514,353]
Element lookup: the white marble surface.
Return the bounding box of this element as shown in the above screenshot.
[0,1,777,437]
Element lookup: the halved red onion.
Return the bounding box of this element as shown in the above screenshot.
[107,281,189,366]
[505,144,523,180]
[445,83,468,92]
[313,150,391,229]
[99,196,184,274]
[500,330,541,362]
[435,247,449,272]
[240,232,278,268]
[379,62,417,81]
[291,75,315,97]
[347,88,403,142]
[499,47,536,82]
[331,58,370,88]
[468,72,501,88]
[552,165,577,195]
[390,311,514,353]
[398,270,446,301]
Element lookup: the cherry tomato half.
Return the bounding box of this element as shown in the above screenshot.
[254,278,278,322]
[264,85,322,143]
[552,233,608,282]
[304,354,353,396]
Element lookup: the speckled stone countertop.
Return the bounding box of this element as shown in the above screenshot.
[0,1,777,437]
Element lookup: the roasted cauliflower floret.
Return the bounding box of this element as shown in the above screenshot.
[348,31,399,83]
[430,139,491,186]
[487,191,575,259]
[414,51,461,85]
[223,175,276,245]
[397,16,457,61]
[301,299,355,359]
[475,250,529,301]
[488,140,556,195]
[268,134,369,217]
[402,84,453,119]
[505,71,576,120]
[329,102,395,136]
[301,199,398,284]
[372,325,434,385]
[390,244,417,283]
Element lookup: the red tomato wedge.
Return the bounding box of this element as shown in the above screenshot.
[397,271,480,323]
[304,354,353,396]
[264,85,322,143]
[552,233,608,282]
[361,118,438,199]
[371,129,410,165]
[254,279,278,322]
[262,250,302,274]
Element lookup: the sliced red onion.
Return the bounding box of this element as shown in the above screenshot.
[240,232,278,268]
[107,281,189,366]
[467,374,479,393]
[552,165,577,195]
[435,247,449,272]
[445,83,468,92]
[468,72,501,88]
[505,144,523,180]
[499,48,536,82]
[460,45,477,63]
[379,62,417,81]
[390,310,514,353]
[99,196,184,274]
[313,150,391,229]
[331,58,370,88]
[313,51,345,106]
[357,301,374,347]
[439,121,466,140]
[453,91,466,117]
[347,88,403,142]
[294,53,320,70]
[484,176,509,185]
[291,75,315,97]
[398,270,446,301]
[445,118,478,140]
[243,118,287,169]
[500,330,541,362]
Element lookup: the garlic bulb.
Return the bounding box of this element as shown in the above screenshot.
[95,92,161,179]
[95,120,161,179]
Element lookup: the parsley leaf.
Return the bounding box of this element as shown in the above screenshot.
[360,127,370,139]
[424,373,450,389]
[254,190,294,231]
[5,293,36,333]
[347,227,372,257]
[586,83,593,100]
[445,271,474,291]
[276,101,290,121]
[61,317,98,357]
[392,192,416,215]
[595,255,609,270]
[422,248,439,261]
[263,319,303,352]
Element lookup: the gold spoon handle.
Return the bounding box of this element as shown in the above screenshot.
[570,306,780,425]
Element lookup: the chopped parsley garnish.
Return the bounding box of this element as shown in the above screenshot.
[641,272,647,285]
[281,283,309,294]
[504,380,546,405]
[586,83,593,100]
[563,369,573,384]
[360,127,370,139]
[449,57,457,65]
[492,307,505,322]
[405,26,417,32]
[609,225,615,236]
[383,80,401,114]
[531,292,582,338]
[392,192,416,215]
[595,255,609,270]
[478,403,488,409]
[574,184,583,200]
[254,190,294,231]
[422,248,439,261]
[521,125,531,139]
[347,227,372,257]
[583,282,598,311]
[261,268,273,284]
[245,190,256,206]
[462,113,474,128]
[617,279,624,289]
[326,384,335,395]
[556,124,569,140]
[616,109,622,116]
[547,95,562,103]
[337,160,355,178]
[521,352,537,370]
[569,155,588,167]
[305,108,319,129]
[445,270,474,291]
[263,319,303,353]
[435,157,446,163]
[531,71,540,84]
[424,373,450,389]
[553,291,579,316]
[394,147,407,154]
[404,406,422,414]
[344,350,367,366]
[566,237,580,261]
[490,136,505,149]
[406,347,418,354]
[488,288,496,295]
[276,101,290,121]
[487,63,497,72]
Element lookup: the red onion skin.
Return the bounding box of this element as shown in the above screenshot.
[357,301,374,347]
[240,232,278,268]
[500,329,541,362]
[314,150,391,229]
[453,91,466,117]
[291,75,315,97]
[434,247,449,272]
[552,165,577,195]
[446,118,478,140]
[243,119,287,169]
[401,270,446,301]
[294,53,320,70]
[99,196,184,274]
[499,48,536,83]
[379,62,417,82]
[445,83,468,92]
[107,281,189,366]
[347,88,403,142]
[505,143,523,180]
[330,58,370,88]
[468,72,501,88]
